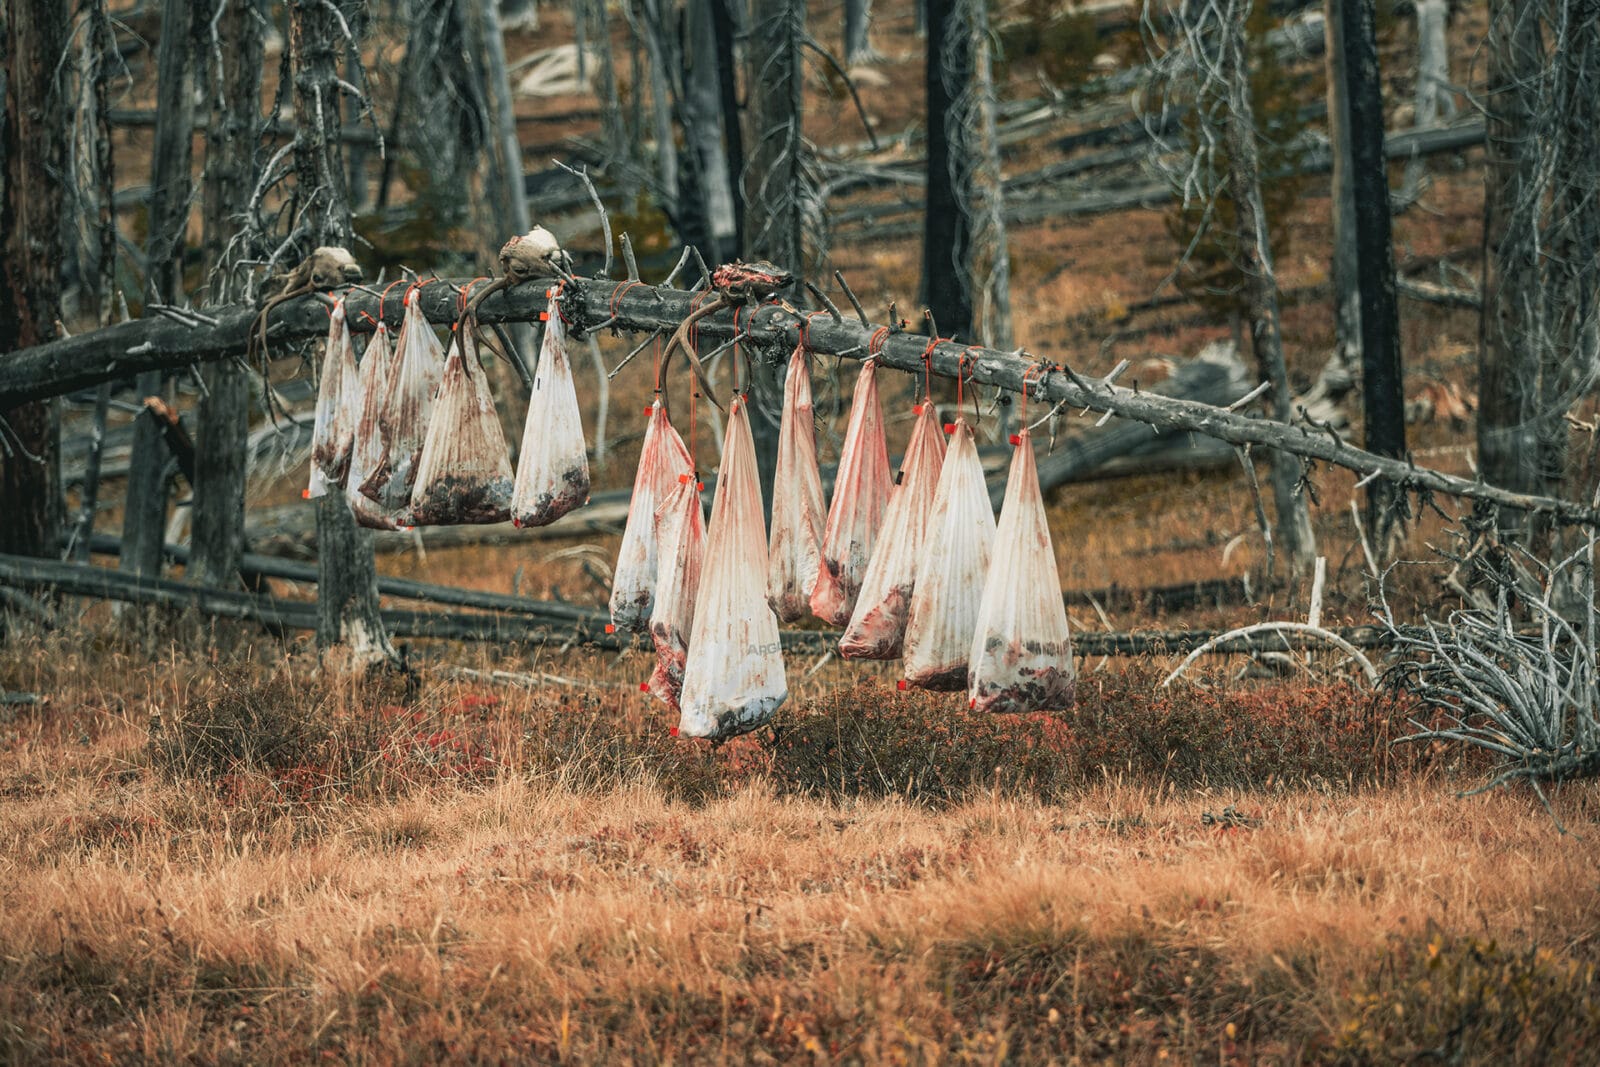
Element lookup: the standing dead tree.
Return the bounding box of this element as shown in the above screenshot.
[1330,0,1406,543]
[1141,0,1317,583]
[1400,0,1456,203]
[1478,0,1600,540]
[283,0,397,671]
[123,0,199,584]
[0,0,70,561]
[943,0,1013,362]
[743,0,824,518]
[190,0,267,590]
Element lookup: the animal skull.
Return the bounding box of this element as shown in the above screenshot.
[498,226,572,282]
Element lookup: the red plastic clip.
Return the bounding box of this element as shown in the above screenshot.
[1009,433,1022,446]
[639,681,650,692]
[913,403,924,415]
[696,481,704,491]
[539,311,550,322]
[301,489,311,500]
[896,679,908,691]
[605,623,616,634]
[679,473,691,484]
[669,725,679,737]
[943,422,956,435]
[643,405,655,417]
[969,698,978,709]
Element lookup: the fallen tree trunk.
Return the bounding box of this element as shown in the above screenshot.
[839,119,1487,239]
[0,551,1394,659]
[3,269,1594,526]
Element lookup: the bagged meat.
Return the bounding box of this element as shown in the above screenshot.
[346,321,401,530]
[767,344,827,621]
[610,398,692,632]
[969,429,1075,713]
[809,359,892,625]
[839,398,947,659]
[647,472,705,710]
[677,397,788,739]
[407,327,514,525]
[511,300,591,527]
[359,287,445,516]
[307,302,360,499]
[901,417,996,690]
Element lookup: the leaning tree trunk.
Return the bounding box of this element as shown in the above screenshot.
[1335,0,1407,544]
[0,1,69,561]
[922,0,973,341]
[1478,0,1547,528]
[1221,4,1316,581]
[743,0,814,524]
[124,0,197,583]
[191,0,265,589]
[289,0,398,671]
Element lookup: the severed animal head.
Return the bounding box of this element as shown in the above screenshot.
[711,260,793,301]
[498,226,572,282]
[277,246,363,296]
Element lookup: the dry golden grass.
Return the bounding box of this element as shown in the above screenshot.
[3,629,1598,1063]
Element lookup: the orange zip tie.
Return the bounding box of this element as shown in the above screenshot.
[799,309,831,352]
[960,347,984,426]
[377,278,407,322]
[1014,362,1046,445]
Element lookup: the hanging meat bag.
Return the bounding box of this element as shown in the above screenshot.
[407,327,515,525]
[809,359,891,625]
[839,398,947,659]
[610,398,692,632]
[767,344,827,621]
[901,417,996,690]
[969,428,1075,713]
[647,472,705,711]
[307,302,361,499]
[346,321,401,530]
[678,397,788,739]
[511,298,591,527]
[360,287,445,517]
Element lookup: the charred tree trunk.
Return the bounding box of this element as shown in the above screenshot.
[191,0,265,589]
[1335,0,1407,541]
[711,0,746,251]
[1221,6,1316,580]
[743,0,812,523]
[125,0,198,582]
[946,0,1012,356]
[633,0,681,209]
[922,0,972,341]
[0,1,69,561]
[685,0,737,262]
[1478,0,1547,521]
[290,0,398,671]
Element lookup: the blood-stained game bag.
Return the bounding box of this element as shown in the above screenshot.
[767,344,827,621]
[647,472,705,711]
[809,359,891,625]
[512,298,591,527]
[677,397,787,739]
[839,397,946,659]
[968,428,1075,713]
[308,302,360,499]
[611,398,692,633]
[346,320,400,529]
[408,328,514,525]
[360,287,444,516]
[901,417,996,690]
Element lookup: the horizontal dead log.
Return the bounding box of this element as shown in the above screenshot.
[5,269,1595,526]
[1064,575,1256,614]
[1395,275,1482,310]
[3,551,1402,662]
[78,533,606,626]
[839,120,1486,239]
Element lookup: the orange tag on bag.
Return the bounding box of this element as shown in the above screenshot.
[897,679,908,691]
[943,423,956,435]
[1009,434,1022,445]
[605,624,616,634]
